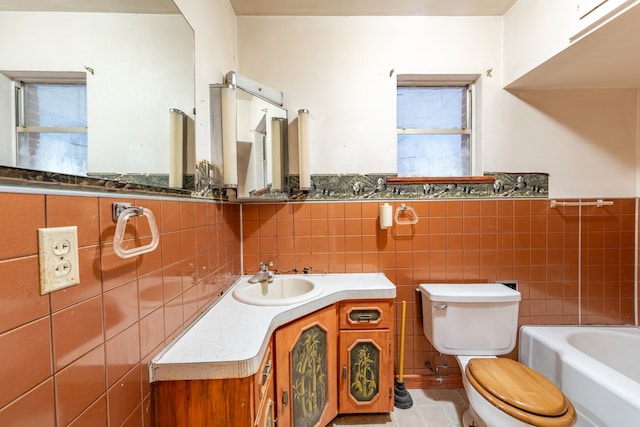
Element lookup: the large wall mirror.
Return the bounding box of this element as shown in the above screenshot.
[0,0,195,190]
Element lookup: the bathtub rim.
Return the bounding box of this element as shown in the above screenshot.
[519,325,640,427]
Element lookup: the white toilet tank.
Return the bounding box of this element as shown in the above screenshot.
[418,284,521,356]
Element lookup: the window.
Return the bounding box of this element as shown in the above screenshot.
[396,75,476,177]
[15,80,87,176]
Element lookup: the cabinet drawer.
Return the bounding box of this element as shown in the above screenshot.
[339,300,393,330]
[254,340,274,416]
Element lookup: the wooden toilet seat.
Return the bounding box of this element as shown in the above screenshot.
[465,358,576,427]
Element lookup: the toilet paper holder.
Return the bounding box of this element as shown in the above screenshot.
[379,203,393,229]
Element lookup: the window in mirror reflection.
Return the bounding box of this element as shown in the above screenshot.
[16,82,87,176]
[397,85,471,177]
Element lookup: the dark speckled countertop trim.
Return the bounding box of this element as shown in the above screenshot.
[0,166,195,197]
[0,165,548,202]
[288,172,548,200]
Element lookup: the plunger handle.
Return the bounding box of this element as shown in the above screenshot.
[398,300,407,382]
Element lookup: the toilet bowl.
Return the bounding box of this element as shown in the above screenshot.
[418,284,575,427]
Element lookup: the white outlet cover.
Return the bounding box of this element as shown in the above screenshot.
[38,226,80,295]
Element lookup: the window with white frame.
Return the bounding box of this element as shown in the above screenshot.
[14,79,87,176]
[396,75,477,177]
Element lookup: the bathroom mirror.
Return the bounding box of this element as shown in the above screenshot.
[0,0,195,190]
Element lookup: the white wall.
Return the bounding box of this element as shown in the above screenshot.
[173,0,237,166]
[237,16,502,176]
[502,0,574,87]
[494,89,638,198]
[502,0,639,198]
[0,12,193,175]
[235,14,639,198]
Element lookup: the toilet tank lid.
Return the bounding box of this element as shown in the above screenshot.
[418,283,521,302]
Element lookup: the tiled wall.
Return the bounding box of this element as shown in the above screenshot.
[1,192,636,425]
[0,191,240,426]
[241,199,637,380]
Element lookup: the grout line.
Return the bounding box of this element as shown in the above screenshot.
[578,199,582,325]
[239,204,244,274]
[633,90,640,326]
[635,198,638,326]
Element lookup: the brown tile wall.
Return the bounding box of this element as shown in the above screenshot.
[0,191,241,426]
[0,193,636,424]
[241,199,637,379]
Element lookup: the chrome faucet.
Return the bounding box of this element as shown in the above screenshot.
[248,262,275,283]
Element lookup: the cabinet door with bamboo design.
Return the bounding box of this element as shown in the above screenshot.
[338,329,392,414]
[275,305,338,427]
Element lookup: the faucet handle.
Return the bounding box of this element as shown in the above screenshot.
[260,261,273,271]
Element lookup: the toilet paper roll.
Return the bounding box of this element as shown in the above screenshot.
[380,203,392,229]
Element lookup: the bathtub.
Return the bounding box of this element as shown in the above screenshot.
[519,326,640,427]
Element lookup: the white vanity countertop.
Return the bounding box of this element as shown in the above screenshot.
[150,273,396,382]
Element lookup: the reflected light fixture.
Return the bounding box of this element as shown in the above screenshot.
[168,108,185,188]
[221,84,238,188]
[297,109,311,191]
[271,117,286,192]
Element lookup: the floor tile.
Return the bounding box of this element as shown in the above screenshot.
[327,389,468,427]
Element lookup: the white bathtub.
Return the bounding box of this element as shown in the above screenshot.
[519,326,640,427]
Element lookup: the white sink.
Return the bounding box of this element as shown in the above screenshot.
[232,276,322,306]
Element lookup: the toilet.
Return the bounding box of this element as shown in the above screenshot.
[418,283,576,427]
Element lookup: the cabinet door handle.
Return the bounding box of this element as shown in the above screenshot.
[282,390,289,407]
[262,361,272,385]
[343,366,347,381]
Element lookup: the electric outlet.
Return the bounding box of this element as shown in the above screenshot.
[38,226,80,294]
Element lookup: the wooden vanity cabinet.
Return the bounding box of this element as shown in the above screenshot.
[153,377,254,426]
[152,339,274,427]
[152,299,395,426]
[274,304,338,427]
[338,300,394,414]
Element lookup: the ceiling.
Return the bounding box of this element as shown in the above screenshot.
[0,0,178,14]
[0,0,518,16]
[229,0,519,16]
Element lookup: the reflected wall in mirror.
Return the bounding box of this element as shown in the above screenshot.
[210,72,288,200]
[0,1,195,190]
